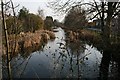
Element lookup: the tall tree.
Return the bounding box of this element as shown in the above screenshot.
[64,6,87,30]
[18,7,29,32]
[18,6,29,20]
[18,7,44,32]
[28,13,44,32]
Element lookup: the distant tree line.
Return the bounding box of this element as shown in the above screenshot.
[5,6,60,35]
[5,7,44,34]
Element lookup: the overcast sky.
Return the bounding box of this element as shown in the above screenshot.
[3,0,99,22]
[8,0,65,22]
[3,0,119,22]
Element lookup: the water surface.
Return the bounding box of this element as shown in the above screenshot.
[3,27,103,78]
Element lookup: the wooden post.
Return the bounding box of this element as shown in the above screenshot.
[1,0,12,79]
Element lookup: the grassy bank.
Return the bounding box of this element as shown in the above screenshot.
[65,28,120,51]
[65,29,103,50]
[65,29,102,43]
[2,30,55,56]
[80,29,102,43]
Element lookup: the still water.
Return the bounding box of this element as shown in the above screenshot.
[3,27,103,78]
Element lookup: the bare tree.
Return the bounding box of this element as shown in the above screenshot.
[37,7,44,19]
[1,0,12,79]
[1,0,19,79]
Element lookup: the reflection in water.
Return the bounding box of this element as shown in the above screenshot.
[100,46,120,79]
[2,27,120,79]
[100,49,111,79]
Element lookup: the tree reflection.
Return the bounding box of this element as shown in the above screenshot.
[19,41,46,59]
[100,49,111,80]
[65,40,86,78]
[66,40,85,56]
[99,44,120,79]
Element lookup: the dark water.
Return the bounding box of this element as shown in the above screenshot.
[3,27,120,79]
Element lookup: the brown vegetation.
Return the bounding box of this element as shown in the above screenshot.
[65,29,102,44]
[2,30,55,55]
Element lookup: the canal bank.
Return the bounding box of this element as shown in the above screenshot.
[2,30,55,55]
[2,27,102,78]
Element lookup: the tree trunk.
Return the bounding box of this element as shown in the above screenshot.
[1,0,12,79]
[100,49,111,79]
[100,2,113,79]
[104,2,113,48]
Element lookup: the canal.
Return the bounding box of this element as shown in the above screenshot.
[3,27,119,79]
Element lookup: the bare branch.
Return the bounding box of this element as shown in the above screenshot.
[5,4,19,9]
[55,0,71,12]
[4,1,11,5]
[93,0,102,19]
[90,12,102,20]
[112,9,120,18]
